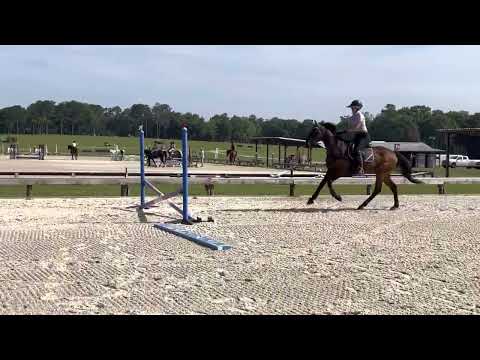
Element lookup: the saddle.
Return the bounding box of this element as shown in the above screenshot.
[345,144,375,164]
[332,131,372,163]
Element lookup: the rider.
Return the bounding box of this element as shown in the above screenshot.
[167,141,176,155]
[346,100,370,175]
[71,140,78,160]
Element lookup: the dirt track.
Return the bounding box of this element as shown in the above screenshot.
[0,195,478,314]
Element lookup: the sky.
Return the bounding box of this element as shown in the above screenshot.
[1,45,480,122]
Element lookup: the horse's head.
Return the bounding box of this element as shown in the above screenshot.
[322,122,337,134]
[306,121,336,147]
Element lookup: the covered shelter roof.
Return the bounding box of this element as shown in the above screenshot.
[251,136,325,148]
[437,128,480,135]
[371,141,445,153]
[436,128,480,177]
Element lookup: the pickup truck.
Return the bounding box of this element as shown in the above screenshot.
[441,155,480,168]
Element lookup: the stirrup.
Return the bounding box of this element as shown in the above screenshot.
[352,166,365,176]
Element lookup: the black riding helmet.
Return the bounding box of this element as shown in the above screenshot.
[347,100,363,109]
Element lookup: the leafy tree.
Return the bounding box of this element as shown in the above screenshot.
[104,106,123,136]
[1,100,480,157]
[152,103,173,138]
[130,104,153,137]
[209,113,231,141]
[0,105,27,134]
[26,100,56,134]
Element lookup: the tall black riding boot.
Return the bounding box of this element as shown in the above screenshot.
[353,152,364,175]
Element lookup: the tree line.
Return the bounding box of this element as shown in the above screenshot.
[0,100,478,156]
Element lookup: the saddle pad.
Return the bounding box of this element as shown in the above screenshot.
[360,148,375,163]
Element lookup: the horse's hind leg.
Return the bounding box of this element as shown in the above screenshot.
[358,175,383,210]
[383,176,399,210]
[328,179,342,201]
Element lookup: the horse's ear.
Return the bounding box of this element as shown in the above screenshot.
[313,120,318,126]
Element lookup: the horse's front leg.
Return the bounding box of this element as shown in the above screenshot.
[307,175,329,205]
[358,175,383,210]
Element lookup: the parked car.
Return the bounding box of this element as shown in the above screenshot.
[441,155,480,168]
[467,159,480,169]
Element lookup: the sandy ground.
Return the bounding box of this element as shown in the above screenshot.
[0,195,479,315]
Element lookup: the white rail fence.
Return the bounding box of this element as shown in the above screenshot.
[0,172,479,198]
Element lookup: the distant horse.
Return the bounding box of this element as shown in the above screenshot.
[167,148,182,161]
[67,145,78,160]
[305,121,423,210]
[226,149,237,165]
[144,148,164,167]
[144,148,182,167]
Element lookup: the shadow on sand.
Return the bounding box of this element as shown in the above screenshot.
[136,208,179,223]
[219,207,389,214]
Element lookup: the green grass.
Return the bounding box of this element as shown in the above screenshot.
[1,183,479,198]
[0,134,327,162]
[432,166,480,177]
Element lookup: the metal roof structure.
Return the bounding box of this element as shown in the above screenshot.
[436,128,480,177]
[437,128,480,135]
[370,141,445,153]
[251,136,325,148]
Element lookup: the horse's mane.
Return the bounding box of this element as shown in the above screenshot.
[321,122,337,134]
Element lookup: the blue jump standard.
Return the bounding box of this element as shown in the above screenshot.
[154,223,232,251]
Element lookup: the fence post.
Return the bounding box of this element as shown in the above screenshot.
[26,185,33,200]
[437,184,446,195]
[289,168,295,196]
[139,126,145,208]
[181,127,191,224]
[121,184,129,197]
[366,184,372,195]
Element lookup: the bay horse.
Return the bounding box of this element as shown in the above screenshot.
[145,147,182,167]
[305,121,423,210]
[226,149,237,165]
[144,148,166,167]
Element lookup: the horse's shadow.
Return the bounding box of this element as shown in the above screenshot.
[219,207,388,214]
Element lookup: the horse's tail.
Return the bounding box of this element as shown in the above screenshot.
[395,151,423,184]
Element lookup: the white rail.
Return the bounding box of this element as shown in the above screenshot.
[0,175,478,199]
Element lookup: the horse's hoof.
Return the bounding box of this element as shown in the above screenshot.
[357,206,365,210]
[334,195,342,202]
[307,198,314,205]
[390,205,399,210]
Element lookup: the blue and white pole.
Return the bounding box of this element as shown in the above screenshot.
[181,126,190,224]
[139,125,146,208]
